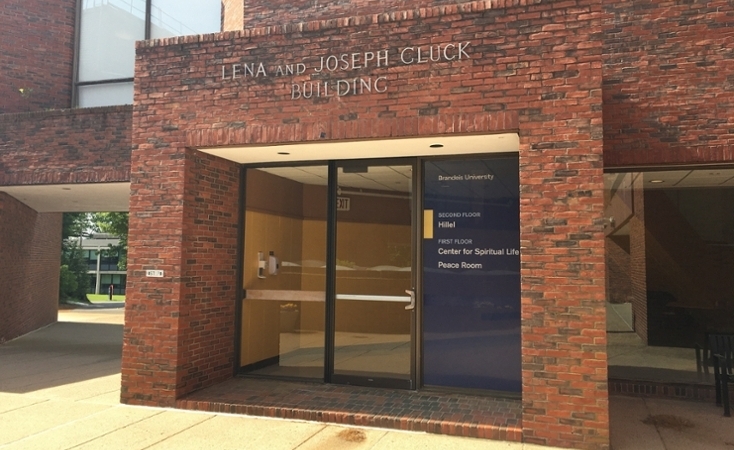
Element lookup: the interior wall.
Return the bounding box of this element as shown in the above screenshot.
[240,168,413,366]
[643,188,734,346]
[605,172,734,349]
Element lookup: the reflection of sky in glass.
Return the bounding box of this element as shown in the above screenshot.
[152,0,221,37]
[82,0,221,37]
[83,0,146,20]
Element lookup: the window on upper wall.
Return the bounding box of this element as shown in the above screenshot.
[75,0,221,108]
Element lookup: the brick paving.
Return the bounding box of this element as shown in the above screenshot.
[177,378,522,441]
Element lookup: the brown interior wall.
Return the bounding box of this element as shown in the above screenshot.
[240,300,280,365]
[241,211,304,367]
[336,221,411,269]
[301,220,327,270]
[243,211,304,290]
[245,169,304,218]
[241,170,411,365]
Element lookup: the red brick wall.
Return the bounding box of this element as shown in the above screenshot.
[605,236,631,304]
[0,0,76,114]
[0,107,132,186]
[0,193,61,343]
[127,1,608,448]
[177,152,240,395]
[121,148,240,405]
[603,0,734,168]
[243,0,534,28]
[629,175,647,343]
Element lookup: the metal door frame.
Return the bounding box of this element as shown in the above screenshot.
[325,158,420,390]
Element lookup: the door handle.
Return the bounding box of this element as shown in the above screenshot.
[405,289,416,311]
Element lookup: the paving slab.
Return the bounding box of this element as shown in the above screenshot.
[371,429,519,450]
[296,425,387,450]
[8,308,731,450]
[1,405,161,450]
[609,396,666,450]
[0,399,111,446]
[645,397,734,450]
[144,413,325,450]
[72,409,212,450]
[78,387,124,406]
[26,373,122,402]
[0,393,47,414]
[58,307,125,325]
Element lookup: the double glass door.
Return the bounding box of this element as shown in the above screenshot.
[239,155,522,393]
[240,160,417,389]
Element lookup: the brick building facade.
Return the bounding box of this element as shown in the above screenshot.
[1,0,734,449]
[1,0,89,342]
[0,0,76,114]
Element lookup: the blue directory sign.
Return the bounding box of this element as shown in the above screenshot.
[423,157,521,392]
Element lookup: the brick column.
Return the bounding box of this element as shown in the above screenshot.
[121,144,240,406]
[518,1,609,448]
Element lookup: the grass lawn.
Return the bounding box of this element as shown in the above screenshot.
[87,294,126,302]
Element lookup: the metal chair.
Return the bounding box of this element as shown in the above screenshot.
[709,334,734,417]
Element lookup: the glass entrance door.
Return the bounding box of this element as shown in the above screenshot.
[330,161,416,388]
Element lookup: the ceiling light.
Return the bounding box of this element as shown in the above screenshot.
[649,179,664,184]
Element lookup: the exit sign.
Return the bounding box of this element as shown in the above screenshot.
[337,197,350,211]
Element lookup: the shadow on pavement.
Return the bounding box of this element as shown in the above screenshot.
[0,318,123,394]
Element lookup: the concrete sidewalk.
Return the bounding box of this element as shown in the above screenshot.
[0,308,732,449]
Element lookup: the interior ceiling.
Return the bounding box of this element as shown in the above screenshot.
[198,133,520,165]
[0,183,130,213]
[605,168,734,189]
[259,159,516,200]
[260,165,413,193]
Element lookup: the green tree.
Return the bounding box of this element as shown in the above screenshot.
[59,213,92,302]
[91,212,129,270]
[62,212,90,241]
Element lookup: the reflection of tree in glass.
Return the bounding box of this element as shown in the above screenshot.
[335,259,358,269]
[388,243,411,267]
